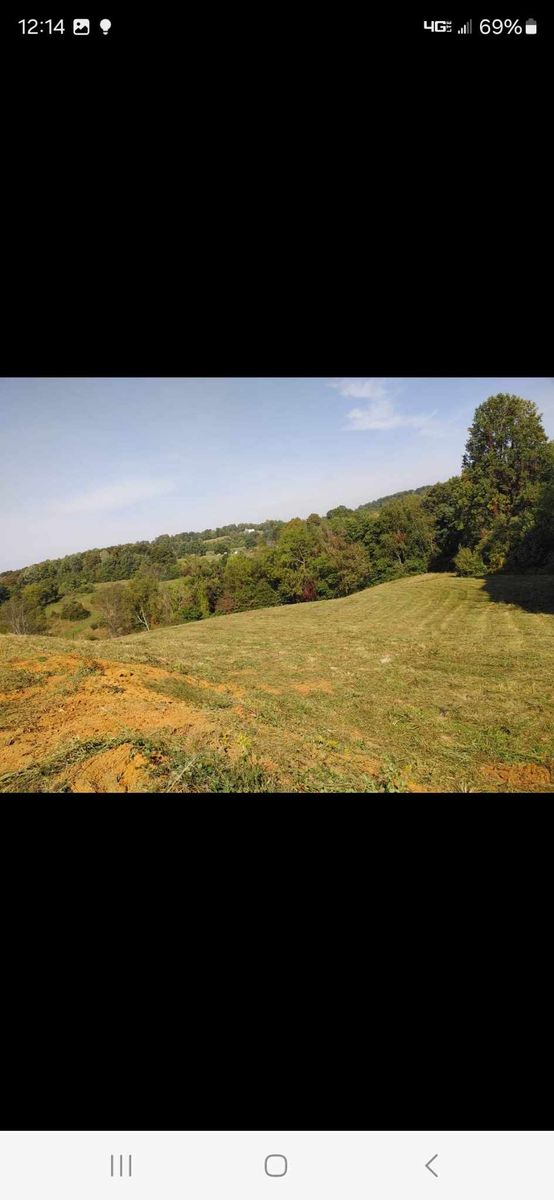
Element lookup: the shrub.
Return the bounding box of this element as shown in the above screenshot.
[454,546,487,577]
[22,581,62,607]
[60,600,91,621]
[215,593,236,615]
[250,580,279,608]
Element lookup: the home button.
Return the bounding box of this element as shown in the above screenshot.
[265,1155,288,1177]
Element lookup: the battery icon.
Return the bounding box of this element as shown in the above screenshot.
[525,17,537,33]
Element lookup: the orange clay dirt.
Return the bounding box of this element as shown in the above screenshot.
[0,645,444,793]
[481,761,553,788]
[0,653,221,791]
[0,649,404,793]
[64,743,152,793]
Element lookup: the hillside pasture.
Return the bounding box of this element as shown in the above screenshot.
[0,573,553,794]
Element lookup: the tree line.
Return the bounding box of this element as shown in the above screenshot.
[0,520,284,595]
[1,394,552,638]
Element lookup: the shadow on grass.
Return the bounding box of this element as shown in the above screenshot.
[483,574,554,615]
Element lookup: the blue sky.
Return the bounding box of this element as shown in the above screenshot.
[1,377,553,572]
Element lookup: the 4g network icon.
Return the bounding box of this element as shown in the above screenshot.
[423,19,453,31]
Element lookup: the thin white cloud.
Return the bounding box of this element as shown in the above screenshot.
[330,378,438,433]
[331,378,392,402]
[345,399,437,432]
[53,478,175,517]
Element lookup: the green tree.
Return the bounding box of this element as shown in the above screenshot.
[460,394,551,569]
[463,394,549,493]
[314,534,370,597]
[1,594,47,634]
[126,574,161,631]
[222,553,259,608]
[250,579,279,607]
[271,518,324,602]
[83,549,102,578]
[423,476,471,566]
[22,580,62,607]
[258,519,284,546]
[365,495,435,582]
[274,518,321,568]
[326,505,353,520]
[504,440,554,570]
[454,547,486,577]
[147,536,179,579]
[96,586,133,637]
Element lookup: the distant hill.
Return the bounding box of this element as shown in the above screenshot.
[0,520,281,587]
[326,485,431,519]
[0,488,434,584]
[356,485,431,512]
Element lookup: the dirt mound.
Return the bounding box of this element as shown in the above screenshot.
[63,743,151,793]
[482,761,552,788]
[0,652,218,781]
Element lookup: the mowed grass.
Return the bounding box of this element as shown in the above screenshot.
[1,573,553,793]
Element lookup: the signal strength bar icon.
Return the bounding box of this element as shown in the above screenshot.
[457,18,472,33]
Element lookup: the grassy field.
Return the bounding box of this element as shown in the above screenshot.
[1,572,553,793]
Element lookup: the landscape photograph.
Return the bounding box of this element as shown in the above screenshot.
[1,376,553,794]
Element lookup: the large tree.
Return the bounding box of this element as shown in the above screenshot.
[462,394,549,490]
[460,394,551,569]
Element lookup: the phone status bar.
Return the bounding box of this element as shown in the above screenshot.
[422,16,538,34]
[5,9,550,52]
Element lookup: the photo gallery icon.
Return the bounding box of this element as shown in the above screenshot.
[73,18,90,34]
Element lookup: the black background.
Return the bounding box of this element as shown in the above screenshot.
[1,4,550,375]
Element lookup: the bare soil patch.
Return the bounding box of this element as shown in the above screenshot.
[63,744,152,793]
[0,653,214,777]
[481,761,552,788]
[293,680,333,695]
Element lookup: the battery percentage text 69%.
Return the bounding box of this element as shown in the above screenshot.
[480,18,522,33]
